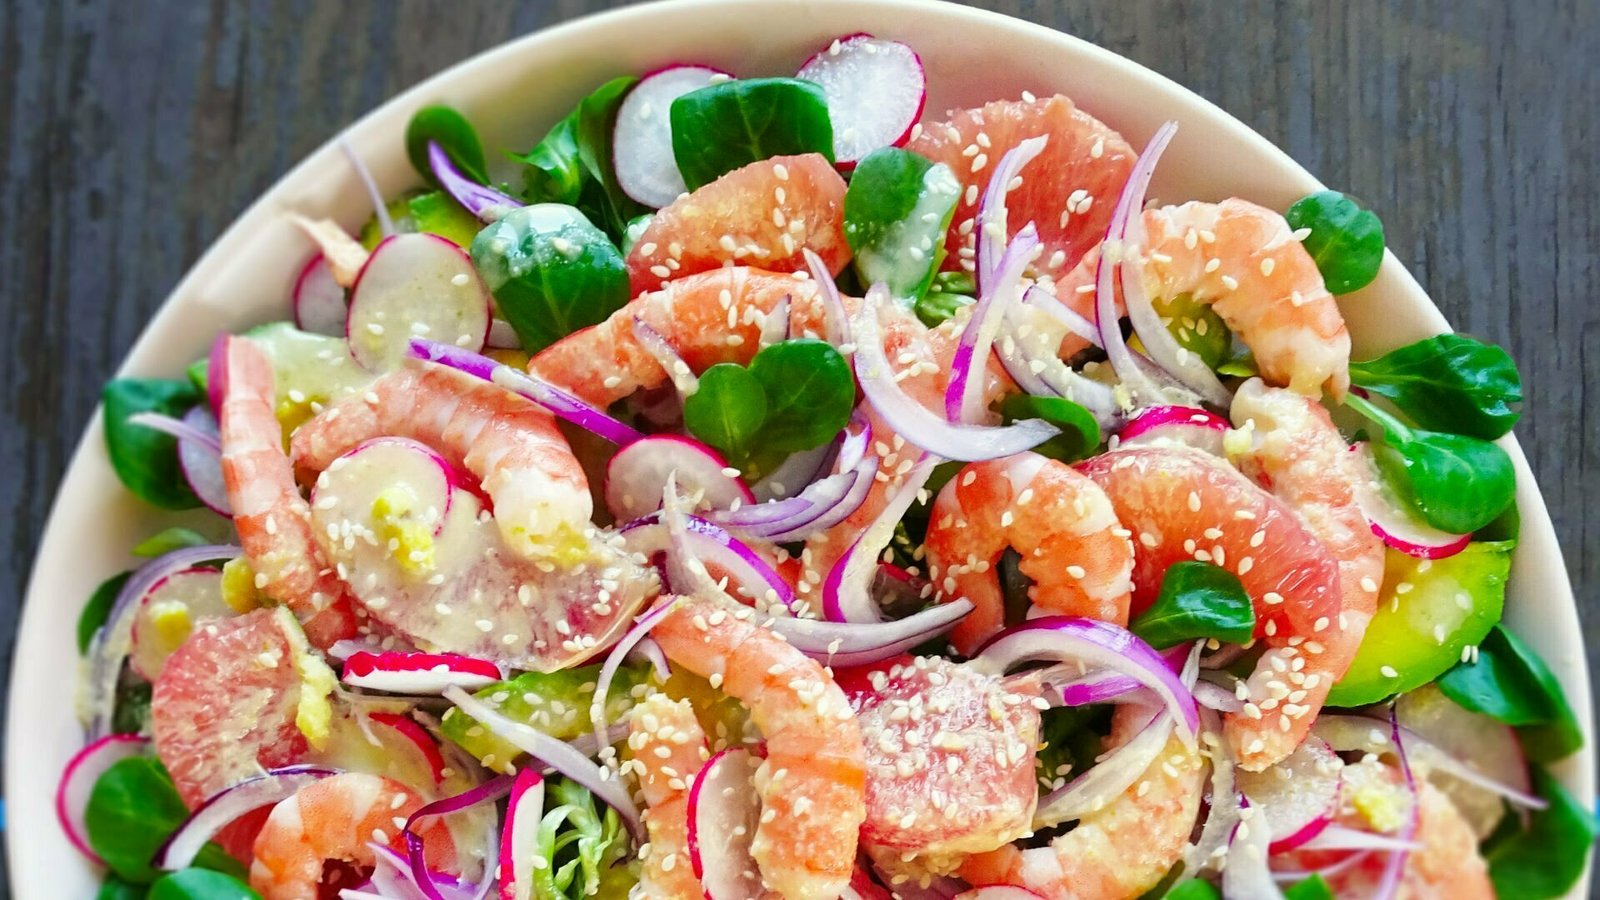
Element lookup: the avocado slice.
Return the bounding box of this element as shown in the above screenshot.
[359,190,483,251]
[439,662,652,772]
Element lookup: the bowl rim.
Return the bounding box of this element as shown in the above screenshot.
[10,0,1591,894]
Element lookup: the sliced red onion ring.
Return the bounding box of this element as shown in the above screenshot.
[620,510,799,613]
[976,136,1048,293]
[409,339,644,446]
[349,843,482,900]
[947,225,1039,422]
[1022,284,1102,348]
[57,734,149,862]
[973,617,1199,742]
[1311,714,1545,810]
[822,453,937,623]
[632,316,700,397]
[1181,708,1238,880]
[1296,823,1420,853]
[591,597,681,752]
[1373,709,1419,900]
[400,774,513,900]
[156,765,339,870]
[804,248,850,347]
[630,636,671,680]
[752,441,835,502]
[758,599,972,668]
[709,457,875,544]
[1035,707,1174,828]
[1222,797,1286,900]
[427,142,521,223]
[995,304,1120,426]
[442,687,643,844]
[87,544,240,739]
[855,286,1058,461]
[341,138,395,238]
[1193,678,1245,713]
[125,410,221,454]
[1268,849,1375,884]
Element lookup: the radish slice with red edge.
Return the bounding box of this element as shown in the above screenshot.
[1349,442,1471,559]
[1118,405,1229,455]
[605,434,754,522]
[128,567,230,680]
[293,255,347,337]
[409,339,645,447]
[348,233,491,372]
[614,66,732,207]
[796,34,926,167]
[154,765,339,870]
[1235,736,1341,853]
[342,651,502,694]
[125,408,232,516]
[311,437,458,539]
[1395,684,1532,837]
[486,318,520,350]
[686,747,766,899]
[57,734,149,863]
[369,712,448,786]
[499,770,545,900]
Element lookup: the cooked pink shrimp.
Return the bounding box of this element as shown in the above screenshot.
[1080,446,1346,771]
[289,360,592,563]
[1227,378,1384,767]
[1053,197,1352,398]
[250,772,457,900]
[629,692,712,900]
[652,596,866,900]
[923,452,1135,653]
[958,704,1206,899]
[219,336,359,648]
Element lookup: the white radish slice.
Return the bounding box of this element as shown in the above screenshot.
[1235,736,1343,853]
[500,770,546,900]
[1396,684,1530,838]
[178,405,231,517]
[797,34,926,167]
[1119,405,1229,455]
[687,747,765,900]
[340,650,502,694]
[129,567,231,680]
[57,734,149,863]
[292,254,347,337]
[311,437,458,540]
[487,317,521,350]
[346,232,491,372]
[604,434,755,521]
[1350,442,1471,559]
[614,65,731,207]
[364,712,448,786]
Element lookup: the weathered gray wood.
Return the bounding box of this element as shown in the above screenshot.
[1,0,1594,891]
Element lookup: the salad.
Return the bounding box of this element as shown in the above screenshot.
[61,30,1593,900]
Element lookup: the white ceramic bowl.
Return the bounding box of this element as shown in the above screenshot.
[10,1,1591,895]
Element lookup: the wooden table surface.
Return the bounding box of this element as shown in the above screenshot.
[1,0,1595,893]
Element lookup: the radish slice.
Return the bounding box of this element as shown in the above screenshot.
[293,254,347,336]
[154,765,338,870]
[604,434,755,521]
[129,567,231,680]
[1235,736,1342,853]
[499,770,545,900]
[797,34,926,167]
[1350,442,1471,559]
[614,65,731,207]
[57,734,149,863]
[956,889,1047,900]
[347,233,491,372]
[1119,405,1229,455]
[486,318,520,350]
[178,405,232,516]
[1396,684,1531,837]
[311,437,458,539]
[686,748,765,899]
[342,651,502,694]
[368,712,448,786]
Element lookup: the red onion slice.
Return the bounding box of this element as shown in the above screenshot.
[1180,708,1238,880]
[401,774,513,900]
[710,457,875,544]
[758,599,973,668]
[1222,797,1286,900]
[590,597,681,752]
[57,734,149,863]
[1372,709,1419,900]
[156,765,340,870]
[1193,679,1245,713]
[126,408,233,516]
[409,339,644,446]
[1035,707,1175,828]
[946,225,1040,423]
[341,138,396,238]
[1022,284,1102,348]
[855,286,1058,461]
[1296,823,1420,853]
[620,511,800,613]
[822,454,937,623]
[427,142,520,223]
[804,248,850,347]
[1311,714,1546,810]
[442,687,643,844]
[995,303,1120,425]
[632,316,700,398]
[975,135,1048,293]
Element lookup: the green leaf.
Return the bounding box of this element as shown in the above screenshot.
[670,78,834,190]
[683,364,768,461]
[131,527,211,558]
[471,204,630,352]
[96,876,149,900]
[1160,882,1220,900]
[1154,293,1231,371]
[1284,190,1385,294]
[515,114,585,206]
[1370,429,1515,535]
[112,680,154,736]
[1349,334,1522,440]
[148,869,260,900]
[844,148,960,301]
[79,572,131,654]
[406,190,488,249]
[1486,769,1600,899]
[1438,625,1583,762]
[406,104,489,186]
[999,394,1100,463]
[1215,349,1258,378]
[1131,561,1256,649]
[1282,874,1334,900]
[515,78,645,239]
[914,290,972,328]
[535,778,638,900]
[103,379,204,510]
[86,757,238,884]
[747,339,856,453]
[1476,499,1521,542]
[930,271,976,296]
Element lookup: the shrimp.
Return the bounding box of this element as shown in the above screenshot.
[219,336,359,648]
[923,452,1136,653]
[651,596,867,900]
[1079,446,1346,771]
[958,704,1206,899]
[289,359,592,563]
[249,772,457,900]
[1053,197,1352,398]
[1226,378,1384,768]
[628,693,712,900]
